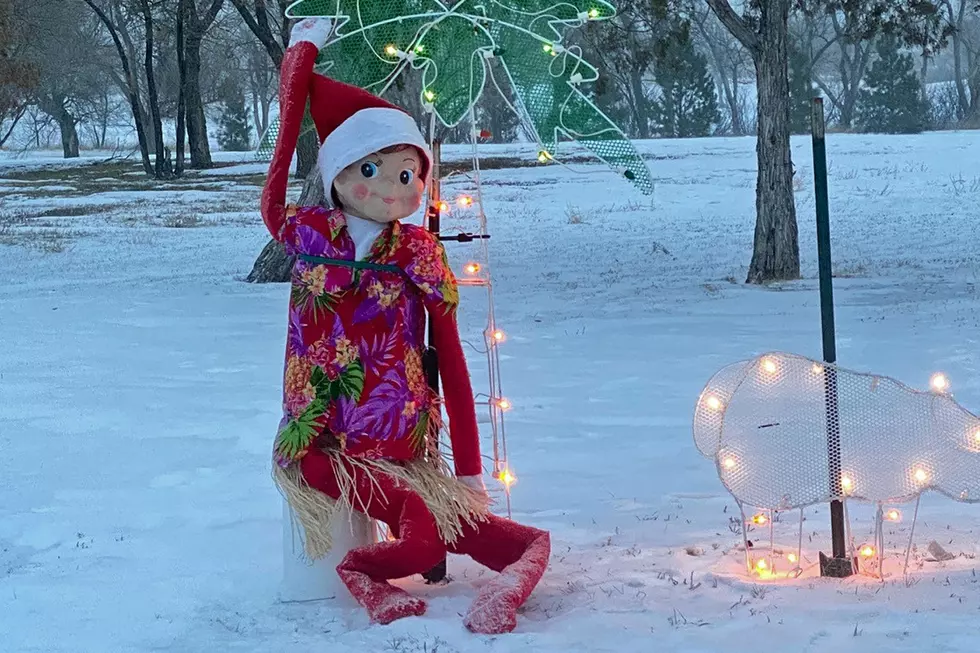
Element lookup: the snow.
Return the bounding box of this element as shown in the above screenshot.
[3,132,980,652]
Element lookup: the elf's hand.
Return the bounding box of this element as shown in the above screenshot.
[288,17,333,50]
[458,475,488,496]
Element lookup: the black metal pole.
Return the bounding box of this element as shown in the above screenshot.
[421,139,448,584]
[812,98,853,578]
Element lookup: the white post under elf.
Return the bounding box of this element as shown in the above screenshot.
[261,18,551,634]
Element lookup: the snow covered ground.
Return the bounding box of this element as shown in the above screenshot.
[3,132,980,652]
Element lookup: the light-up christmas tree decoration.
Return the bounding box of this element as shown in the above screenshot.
[259,0,654,196]
[694,351,980,580]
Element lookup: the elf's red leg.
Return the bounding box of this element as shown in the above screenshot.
[300,449,447,625]
[449,515,551,635]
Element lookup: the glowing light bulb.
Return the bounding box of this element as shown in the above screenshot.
[543,43,553,53]
[491,329,506,343]
[437,200,450,214]
[751,513,768,526]
[761,357,778,374]
[859,544,876,558]
[913,468,929,484]
[424,89,436,102]
[840,475,853,493]
[722,456,736,470]
[384,44,398,56]
[463,262,481,276]
[414,44,425,54]
[885,508,902,522]
[499,468,516,488]
[497,398,512,411]
[537,150,553,163]
[705,395,723,411]
[457,195,473,207]
[973,428,980,445]
[811,363,824,374]
[930,373,949,392]
[755,558,768,572]
[787,552,798,564]
[588,7,600,18]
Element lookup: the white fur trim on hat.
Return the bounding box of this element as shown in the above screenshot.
[318,107,432,204]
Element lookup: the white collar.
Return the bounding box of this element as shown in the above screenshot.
[343,213,387,261]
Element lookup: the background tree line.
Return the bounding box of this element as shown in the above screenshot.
[2,0,978,285]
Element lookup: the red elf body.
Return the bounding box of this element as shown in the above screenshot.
[263,18,550,634]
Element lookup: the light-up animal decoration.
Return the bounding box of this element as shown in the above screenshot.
[693,352,980,577]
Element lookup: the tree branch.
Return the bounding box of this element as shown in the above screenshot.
[704,0,760,54]
[202,0,225,29]
[229,0,283,65]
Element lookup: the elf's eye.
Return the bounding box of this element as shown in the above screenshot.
[360,162,378,178]
[399,170,414,185]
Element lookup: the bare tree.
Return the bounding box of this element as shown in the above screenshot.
[230,0,318,177]
[692,3,754,135]
[81,0,162,175]
[177,0,224,169]
[12,0,111,158]
[0,1,38,148]
[942,0,980,123]
[705,0,800,284]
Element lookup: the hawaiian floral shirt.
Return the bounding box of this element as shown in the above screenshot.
[273,205,459,467]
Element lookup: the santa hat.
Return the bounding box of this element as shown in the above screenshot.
[262,40,432,231]
[307,76,432,198]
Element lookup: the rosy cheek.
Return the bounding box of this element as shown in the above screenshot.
[352,183,370,201]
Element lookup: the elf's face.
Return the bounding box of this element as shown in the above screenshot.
[333,145,425,223]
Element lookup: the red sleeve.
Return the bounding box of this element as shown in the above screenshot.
[430,307,483,477]
[261,41,319,241]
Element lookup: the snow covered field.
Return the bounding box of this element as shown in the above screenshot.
[3,131,980,652]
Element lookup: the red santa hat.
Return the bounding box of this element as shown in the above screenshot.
[303,74,432,201]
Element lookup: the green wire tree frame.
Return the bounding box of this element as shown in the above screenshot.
[258,0,653,196]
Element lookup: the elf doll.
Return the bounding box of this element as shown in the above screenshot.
[261,18,550,634]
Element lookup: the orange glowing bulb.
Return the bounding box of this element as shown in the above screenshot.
[463,262,481,275]
[761,358,778,374]
[491,329,506,343]
[722,457,736,470]
[885,509,901,522]
[973,428,980,444]
[859,544,875,558]
[755,558,768,572]
[384,44,398,56]
[457,195,473,207]
[705,395,723,411]
[497,398,512,411]
[751,513,769,526]
[840,475,853,492]
[437,200,450,214]
[914,468,928,483]
[930,373,949,392]
[787,552,798,564]
[499,469,516,487]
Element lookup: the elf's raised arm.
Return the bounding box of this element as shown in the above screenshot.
[260,18,332,241]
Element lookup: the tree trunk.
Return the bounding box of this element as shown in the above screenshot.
[630,67,651,139]
[747,1,799,284]
[175,1,187,176]
[247,165,324,283]
[58,113,80,158]
[183,33,213,168]
[139,0,172,179]
[38,94,80,158]
[296,125,319,178]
